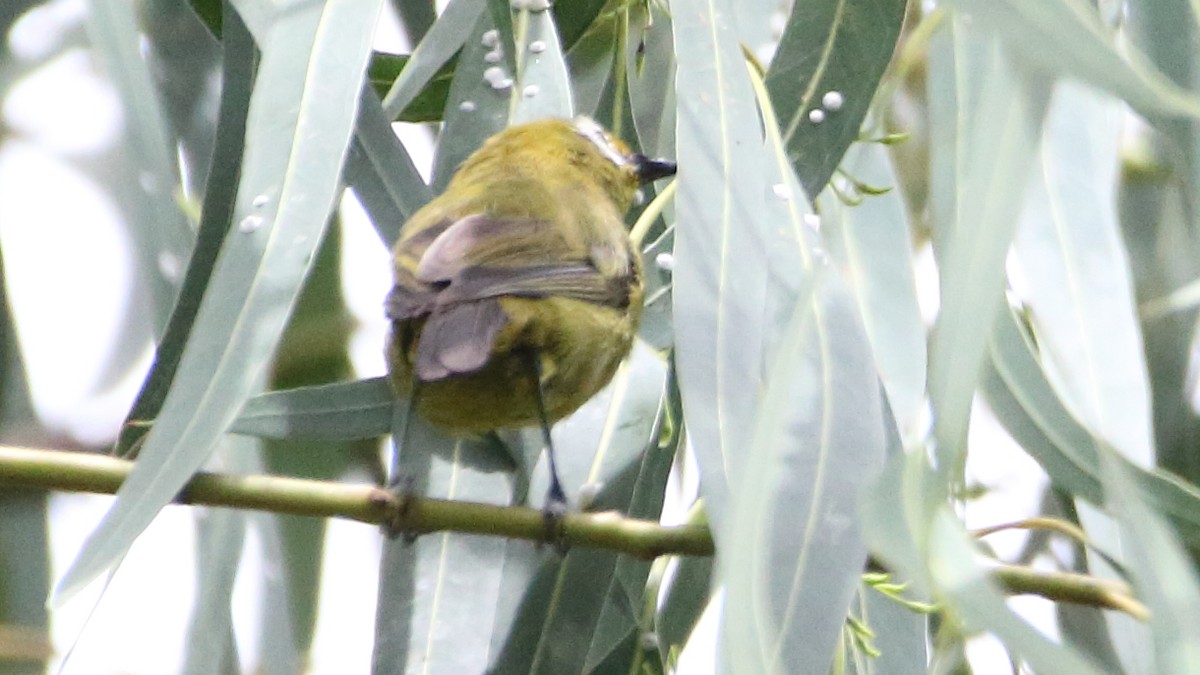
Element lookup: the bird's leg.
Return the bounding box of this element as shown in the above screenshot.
[524,349,568,548]
[384,381,421,542]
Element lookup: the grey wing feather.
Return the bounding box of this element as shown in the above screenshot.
[414,299,508,381]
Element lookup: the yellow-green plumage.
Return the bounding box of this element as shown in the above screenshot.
[386,118,671,434]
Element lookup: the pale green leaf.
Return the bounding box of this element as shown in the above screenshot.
[671,0,770,538]
[509,8,573,123]
[819,143,926,434]
[765,0,907,196]
[54,0,382,602]
[927,22,1050,464]
[231,377,393,441]
[383,0,486,119]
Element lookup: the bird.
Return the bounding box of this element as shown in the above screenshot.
[385,116,676,517]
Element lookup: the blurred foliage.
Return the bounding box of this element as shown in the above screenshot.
[4,0,1200,673]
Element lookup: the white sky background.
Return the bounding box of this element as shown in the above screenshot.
[0,0,1052,672]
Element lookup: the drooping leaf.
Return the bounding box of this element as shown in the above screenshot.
[55,0,382,602]
[765,0,907,197]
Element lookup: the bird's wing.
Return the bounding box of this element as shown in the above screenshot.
[386,214,633,320]
[386,214,635,381]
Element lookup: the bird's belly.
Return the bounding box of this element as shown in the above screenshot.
[388,296,639,434]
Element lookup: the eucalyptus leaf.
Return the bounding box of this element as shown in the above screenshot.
[85,0,191,335]
[927,23,1050,466]
[231,377,393,441]
[55,0,382,602]
[765,0,907,197]
[671,0,770,539]
[509,6,573,123]
[382,0,485,119]
[983,306,1200,548]
[113,4,256,458]
[819,143,925,434]
[946,0,1200,121]
[431,9,510,191]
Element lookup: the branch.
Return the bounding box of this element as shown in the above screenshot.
[991,563,1149,621]
[0,445,713,559]
[0,445,1156,619]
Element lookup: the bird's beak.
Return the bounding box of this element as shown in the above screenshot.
[633,154,677,183]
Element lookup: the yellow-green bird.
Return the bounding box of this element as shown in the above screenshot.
[386,116,676,509]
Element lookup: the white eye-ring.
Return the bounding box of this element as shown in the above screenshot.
[572,116,629,168]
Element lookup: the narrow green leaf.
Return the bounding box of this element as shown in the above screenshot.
[1011,82,1152,464]
[765,0,907,197]
[552,0,607,51]
[55,0,382,602]
[114,7,255,457]
[847,584,928,675]
[656,555,714,668]
[345,89,433,250]
[1098,456,1200,674]
[863,452,1103,674]
[626,3,675,158]
[85,0,192,335]
[182,450,246,675]
[431,9,510,191]
[671,0,770,538]
[566,12,616,119]
[486,343,669,674]
[983,306,1200,548]
[819,143,926,433]
[926,510,1105,673]
[946,0,1200,121]
[927,24,1050,465]
[382,0,485,119]
[231,377,392,441]
[725,276,886,674]
[371,410,524,675]
[509,7,573,123]
[1010,81,1155,672]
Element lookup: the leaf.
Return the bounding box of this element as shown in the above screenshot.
[509,6,574,123]
[552,0,607,50]
[946,0,1200,121]
[367,52,456,124]
[381,0,485,120]
[717,46,889,674]
[846,584,928,675]
[724,276,886,674]
[926,21,1050,466]
[626,3,676,159]
[1098,456,1200,674]
[113,9,256,457]
[54,0,383,602]
[1009,80,1155,672]
[765,0,908,197]
[430,8,511,191]
[1011,81,1152,465]
[486,342,670,674]
[925,510,1105,673]
[181,449,247,675]
[345,88,434,249]
[861,453,1105,674]
[818,143,926,434]
[231,377,392,440]
[655,555,713,668]
[982,306,1200,549]
[565,11,617,119]
[85,0,192,336]
[671,0,770,539]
